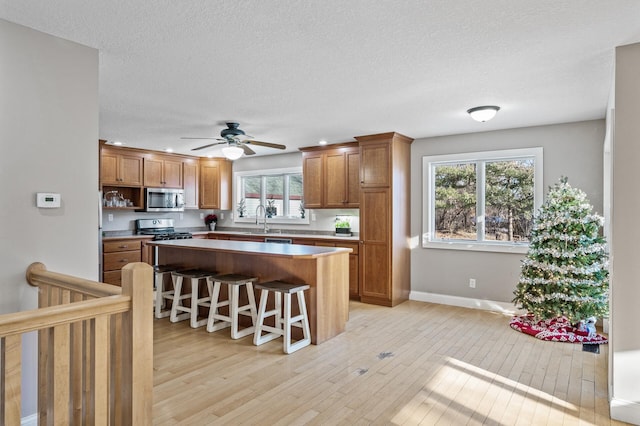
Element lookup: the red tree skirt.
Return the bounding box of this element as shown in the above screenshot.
[510,315,608,344]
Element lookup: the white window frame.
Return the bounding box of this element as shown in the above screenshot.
[422,147,543,253]
[234,167,309,225]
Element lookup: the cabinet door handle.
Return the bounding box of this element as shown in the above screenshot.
[118,245,129,249]
[119,259,128,263]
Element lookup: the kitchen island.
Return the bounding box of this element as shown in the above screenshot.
[147,238,352,344]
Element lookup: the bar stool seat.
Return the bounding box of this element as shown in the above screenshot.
[154,265,177,319]
[253,281,311,354]
[170,269,214,328]
[206,273,258,339]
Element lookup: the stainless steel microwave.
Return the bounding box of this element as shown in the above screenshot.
[143,188,185,212]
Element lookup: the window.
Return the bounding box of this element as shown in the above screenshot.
[235,167,307,223]
[422,148,543,253]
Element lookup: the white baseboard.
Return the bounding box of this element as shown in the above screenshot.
[21,413,37,426]
[409,290,523,315]
[610,398,640,425]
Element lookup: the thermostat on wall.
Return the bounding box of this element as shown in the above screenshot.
[36,192,61,208]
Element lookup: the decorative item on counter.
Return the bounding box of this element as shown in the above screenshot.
[266,198,277,218]
[335,216,352,236]
[205,214,218,231]
[237,199,246,218]
[299,199,305,219]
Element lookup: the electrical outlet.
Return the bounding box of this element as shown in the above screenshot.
[199,213,204,219]
[179,213,184,220]
[469,278,476,288]
[311,213,317,221]
[221,213,224,220]
[107,214,113,222]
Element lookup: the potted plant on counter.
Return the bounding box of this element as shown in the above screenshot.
[335,218,351,236]
[205,214,218,231]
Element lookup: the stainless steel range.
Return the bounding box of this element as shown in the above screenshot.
[135,218,193,240]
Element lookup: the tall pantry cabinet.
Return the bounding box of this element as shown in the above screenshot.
[356,132,413,307]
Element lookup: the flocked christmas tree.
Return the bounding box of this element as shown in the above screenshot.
[513,177,609,323]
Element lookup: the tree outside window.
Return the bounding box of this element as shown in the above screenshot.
[424,148,543,253]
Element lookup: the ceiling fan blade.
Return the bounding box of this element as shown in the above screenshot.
[191,141,226,151]
[246,140,286,150]
[240,145,256,155]
[180,137,222,140]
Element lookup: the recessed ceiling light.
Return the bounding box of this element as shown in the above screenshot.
[165,148,173,153]
[112,141,123,146]
[319,140,328,145]
[467,105,500,122]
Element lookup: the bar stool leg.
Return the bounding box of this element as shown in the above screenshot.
[288,291,311,354]
[246,282,258,325]
[170,275,189,323]
[230,282,257,339]
[190,278,211,328]
[207,280,231,333]
[154,272,164,319]
[253,289,282,345]
[283,292,293,352]
[229,284,240,338]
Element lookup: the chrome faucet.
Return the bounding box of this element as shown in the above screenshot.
[255,204,269,233]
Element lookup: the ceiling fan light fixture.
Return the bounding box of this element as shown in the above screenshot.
[222,145,244,160]
[467,105,500,122]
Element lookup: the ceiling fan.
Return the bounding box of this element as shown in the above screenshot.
[181,122,286,160]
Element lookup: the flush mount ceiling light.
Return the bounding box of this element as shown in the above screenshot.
[222,145,244,160]
[467,105,500,122]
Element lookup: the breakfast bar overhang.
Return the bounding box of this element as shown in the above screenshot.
[147,238,352,344]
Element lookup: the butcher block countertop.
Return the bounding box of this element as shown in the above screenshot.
[146,238,352,258]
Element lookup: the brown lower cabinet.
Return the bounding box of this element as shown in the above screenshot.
[102,238,151,285]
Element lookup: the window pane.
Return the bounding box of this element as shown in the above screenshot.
[243,176,261,216]
[288,174,303,217]
[265,175,284,217]
[434,163,477,240]
[484,159,535,242]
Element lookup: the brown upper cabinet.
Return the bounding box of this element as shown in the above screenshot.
[300,142,360,208]
[182,159,199,209]
[199,158,232,210]
[359,140,391,188]
[301,151,323,208]
[143,154,183,188]
[100,147,143,187]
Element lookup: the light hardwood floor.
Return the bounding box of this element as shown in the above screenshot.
[152,300,627,425]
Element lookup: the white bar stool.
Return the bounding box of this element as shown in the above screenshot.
[253,281,311,354]
[170,269,214,328]
[206,273,258,339]
[154,265,176,319]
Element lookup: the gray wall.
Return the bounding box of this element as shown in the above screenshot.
[0,19,99,417]
[410,120,605,303]
[610,42,640,423]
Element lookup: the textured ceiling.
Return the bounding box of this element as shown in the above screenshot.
[2,1,640,157]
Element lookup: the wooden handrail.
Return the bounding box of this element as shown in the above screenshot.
[0,295,130,337]
[26,262,121,298]
[1,261,153,425]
